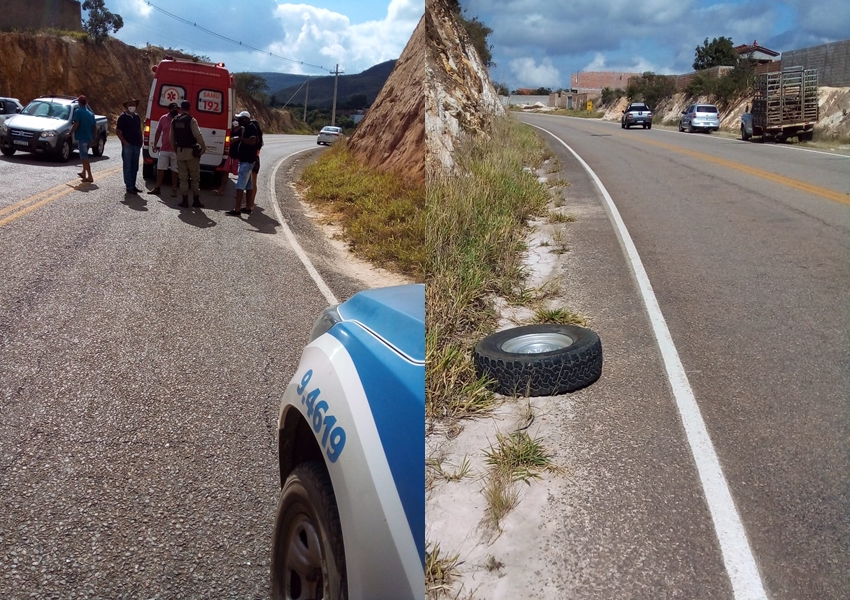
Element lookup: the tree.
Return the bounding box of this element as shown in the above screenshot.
[693,36,737,71]
[494,82,510,96]
[82,0,123,44]
[234,73,269,101]
[626,72,675,109]
[447,1,494,67]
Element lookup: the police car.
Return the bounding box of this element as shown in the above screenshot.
[271,284,425,600]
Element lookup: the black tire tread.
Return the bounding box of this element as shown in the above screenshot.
[270,461,348,600]
[474,325,603,397]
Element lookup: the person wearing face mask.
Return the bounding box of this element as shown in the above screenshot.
[213,117,242,196]
[148,102,180,197]
[115,98,143,194]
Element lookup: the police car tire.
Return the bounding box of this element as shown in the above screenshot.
[270,461,348,600]
[474,324,602,397]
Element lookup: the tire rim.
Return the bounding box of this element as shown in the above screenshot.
[97,138,104,154]
[501,332,574,354]
[284,513,326,600]
[63,141,69,160]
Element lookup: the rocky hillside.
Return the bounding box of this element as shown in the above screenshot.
[347,15,425,184]
[0,32,300,133]
[425,0,504,178]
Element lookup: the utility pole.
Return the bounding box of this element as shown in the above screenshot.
[331,63,343,126]
[303,77,309,123]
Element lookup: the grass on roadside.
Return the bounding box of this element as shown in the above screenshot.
[426,116,550,419]
[550,109,604,118]
[299,140,425,280]
[481,430,556,528]
[532,307,587,326]
[426,542,461,598]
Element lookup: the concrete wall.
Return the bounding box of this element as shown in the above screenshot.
[782,39,850,87]
[0,0,82,32]
[668,66,735,92]
[571,71,639,91]
[504,94,551,106]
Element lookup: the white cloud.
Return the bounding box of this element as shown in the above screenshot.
[508,57,561,88]
[271,0,421,74]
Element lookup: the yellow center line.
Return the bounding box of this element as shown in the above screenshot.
[0,165,124,227]
[626,133,850,206]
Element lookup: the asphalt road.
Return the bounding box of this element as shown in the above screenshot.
[516,113,850,600]
[0,135,370,598]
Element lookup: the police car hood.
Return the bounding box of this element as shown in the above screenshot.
[337,284,424,363]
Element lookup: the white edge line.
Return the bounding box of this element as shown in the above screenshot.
[529,123,769,600]
[269,147,339,306]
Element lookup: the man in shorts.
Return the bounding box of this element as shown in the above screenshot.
[148,102,180,197]
[69,95,97,183]
[225,111,259,216]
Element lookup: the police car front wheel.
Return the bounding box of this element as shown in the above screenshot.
[270,461,348,600]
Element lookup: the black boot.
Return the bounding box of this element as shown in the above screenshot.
[193,195,204,208]
[178,196,189,208]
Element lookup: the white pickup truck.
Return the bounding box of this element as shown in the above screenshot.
[0,95,109,162]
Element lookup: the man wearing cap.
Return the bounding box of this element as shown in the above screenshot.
[69,95,97,183]
[115,98,143,194]
[171,100,207,208]
[225,110,259,216]
[148,102,180,197]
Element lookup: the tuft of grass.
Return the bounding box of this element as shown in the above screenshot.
[300,140,424,280]
[481,467,521,526]
[427,116,550,420]
[426,542,461,597]
[429,455,473,482]
[533,307,587,326]
[548,211,576,223]
[426,333,494,419]
[484,431,554,484]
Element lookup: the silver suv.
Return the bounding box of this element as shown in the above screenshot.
[621,102,653,129]
[679,104,720,133]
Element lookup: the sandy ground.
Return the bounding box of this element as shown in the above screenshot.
[425,162,580,599]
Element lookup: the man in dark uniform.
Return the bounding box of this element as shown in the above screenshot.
[171,100,207,208]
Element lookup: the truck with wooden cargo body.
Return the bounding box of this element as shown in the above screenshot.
[741,66,819,142]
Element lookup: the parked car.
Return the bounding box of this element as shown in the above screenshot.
[679,103,720,133]
[621,102,653,129]
[316,125,343,145]
[271,284,425,600]
[0,97,24,126]
[0,95,108,162]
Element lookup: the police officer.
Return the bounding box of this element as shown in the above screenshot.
[170,100,207,208]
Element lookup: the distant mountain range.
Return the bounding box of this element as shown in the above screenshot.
[252,60,396,109]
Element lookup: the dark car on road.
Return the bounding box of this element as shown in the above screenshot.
[621,102,653,129]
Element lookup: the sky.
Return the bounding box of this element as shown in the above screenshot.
[458,0,848,89]
[101,0,423,76]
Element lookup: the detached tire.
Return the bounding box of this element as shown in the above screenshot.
[271,461,347,600]
[474,324,602,397]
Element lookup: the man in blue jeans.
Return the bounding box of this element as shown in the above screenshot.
[115,98,143,194]
[69,95,97,183]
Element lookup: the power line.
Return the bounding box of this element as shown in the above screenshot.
[140,0,335,74]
